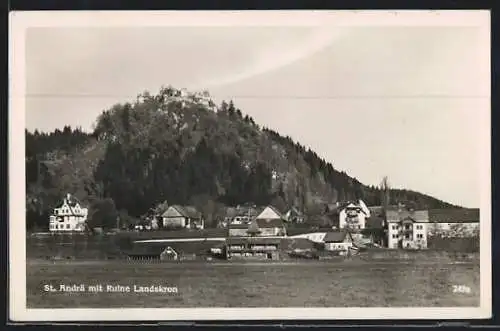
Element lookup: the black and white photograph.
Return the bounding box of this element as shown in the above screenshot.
[9,10,491,321]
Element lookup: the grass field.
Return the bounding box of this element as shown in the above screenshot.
[27,259,480,308]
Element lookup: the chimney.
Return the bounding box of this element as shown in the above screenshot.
[66,193,71,202]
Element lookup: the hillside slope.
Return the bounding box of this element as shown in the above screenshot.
[25,86,459,230]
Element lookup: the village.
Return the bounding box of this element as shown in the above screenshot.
[41,192,481,262]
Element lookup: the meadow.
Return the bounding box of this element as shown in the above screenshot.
[27,258,480,308]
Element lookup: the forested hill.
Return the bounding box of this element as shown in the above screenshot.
[25,86,460,230]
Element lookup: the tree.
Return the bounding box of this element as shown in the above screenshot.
[380,176,390,209]
[270,195,287,215]
[247,221,261,237]
[189,194,217,228]
[152,200,169,216]
[87,198,118,230]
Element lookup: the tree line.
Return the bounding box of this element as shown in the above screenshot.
[25,86,459,231]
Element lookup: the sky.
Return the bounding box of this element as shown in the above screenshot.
[24,23,489,208]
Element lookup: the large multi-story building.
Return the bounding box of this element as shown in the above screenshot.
[386,209,428,249]
[49,193,88,232]
[384,207,480,249]
[338,200,371,231]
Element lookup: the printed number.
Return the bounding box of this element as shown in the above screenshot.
[452,285,471,294]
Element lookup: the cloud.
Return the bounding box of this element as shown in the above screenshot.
[193,28,345,90]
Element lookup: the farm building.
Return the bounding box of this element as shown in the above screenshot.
[427,208,480,237]
[226,237,281,260]
[323,231,354,254]
[161,205,204,230]
[124,245,179,261]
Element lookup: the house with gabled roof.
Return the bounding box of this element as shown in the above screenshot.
[284,207,305,223]
[323,230,354,254]
[49,193,88,232]
[255,205,284,221]
[161,205,204,230]
[338,199,371,231]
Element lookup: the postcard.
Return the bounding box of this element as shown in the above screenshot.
[9,10,491,322]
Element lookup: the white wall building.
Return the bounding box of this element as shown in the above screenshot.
[49,193,88,232]
[338,200,370,231]
[386,209,428,249]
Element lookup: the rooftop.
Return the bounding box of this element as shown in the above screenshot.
[428,208,480,223]
[323,231,350,243]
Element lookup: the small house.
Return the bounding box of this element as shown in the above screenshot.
[323,230,354,253]
[284,207,305,223]
[161,205,204,230]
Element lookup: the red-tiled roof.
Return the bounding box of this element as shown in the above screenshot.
[428,208,480,223]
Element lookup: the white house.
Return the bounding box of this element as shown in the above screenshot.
[323,231,354,254]
[386,209,428,249]
[338,200,371,231]
[49,193,88,232]
[161,205,204,229]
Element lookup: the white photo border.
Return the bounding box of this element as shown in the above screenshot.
[9,10,492,322]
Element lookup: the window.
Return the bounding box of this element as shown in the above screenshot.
[405,234,410,239]
[417,234,424,239]
[392,234,398,239]
[49,224,54,229]
[58,224,63,229]
[392,225,397,230]
[66,224,71,229]
[416,225,423,230]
